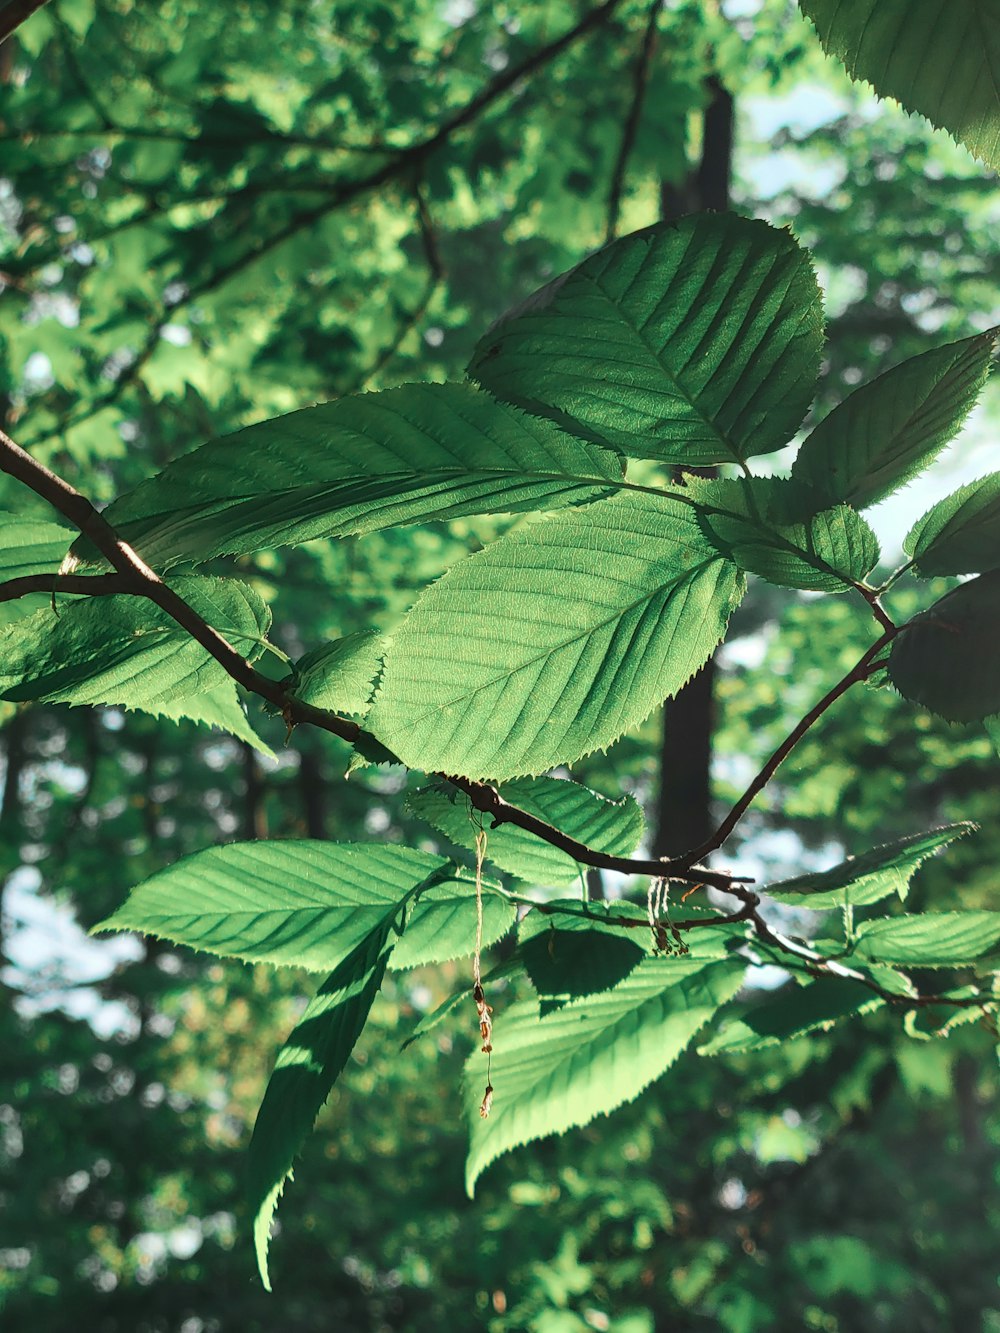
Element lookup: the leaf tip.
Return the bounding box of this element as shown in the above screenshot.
[252,1178,286,1291]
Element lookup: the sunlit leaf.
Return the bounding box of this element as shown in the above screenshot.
[905,473,1000,576]
[94,841,512,971]
[766,824,974,909]
[0,511,72,578]
[154,681,276,755]
[290,631,386,716]
[853,912,1000,966]
[72,383,625,568]
[792,330,997,509]
[688,476,879,591]
[700,977,883,1054]
[470,213,824,465]
[388,877,516,969]
[800,0,1000,169]
[0,576,270,718]
[248,916,399,1289]
[464,955,746,1193]
[368,493,745,779]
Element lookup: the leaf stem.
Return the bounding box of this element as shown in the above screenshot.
[851,581,896,633]
[876,557,916,593]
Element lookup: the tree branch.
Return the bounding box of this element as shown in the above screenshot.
[605,0,660,243]
[342,179,444,394]
[0,0,50,46]
[2,429,996,1016]
[0,571,129,602]
[0,425,742,891]
[678,629,899,868]
[448,775,749,891]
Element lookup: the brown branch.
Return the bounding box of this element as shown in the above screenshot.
[852,581,896,632]
[749,911,995,1012]
[3,430,997,1017]
[0,426,741,891]
[0,426,359,740]
[678,629,898,868]
[0,571,129,602]
[449,774,749,890]
[605,0,660,243]
[342,180,444,394]
[0,0,50,45]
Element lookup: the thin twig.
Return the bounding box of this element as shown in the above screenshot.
[605,0,660,243]
[342,180,444,394]
[0,572,129,602]
[851,582,896,633]
[750,913,994,1012]
[678,629,899,868]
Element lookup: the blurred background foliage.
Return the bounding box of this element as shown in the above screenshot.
[1,0,999,1328]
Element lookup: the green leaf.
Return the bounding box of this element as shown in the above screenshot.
[520,927,646,1001]
[0,576,270,716]
[469,213,824,466]
[518,901,740,1004]
[905,473,1000,576]
[154,681,276,756]
[518,898,745,966]
[853,912,1000,966]
[387,876,516,969]
[407,775,644,887]
[700,977,883,1054]
[792,330,998,509]
[687,476,879,592]
[72,383,624,569]
[290,631,385,716]
[464,954,745,1193]
[766,824,974,909]
[94,841,466,971]
[368,493,746,780]
[248,914,399,1289]
[888,572,1000,721]
[0,512,73,578]
[799,0,1000,170]
[906,986,992,1038]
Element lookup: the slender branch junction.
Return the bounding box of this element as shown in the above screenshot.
[0,427,986,1014]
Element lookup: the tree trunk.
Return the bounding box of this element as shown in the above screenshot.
[652,76,733,860]
[241,741,268,840]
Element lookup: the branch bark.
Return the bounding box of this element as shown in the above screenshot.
[0,0,50,46]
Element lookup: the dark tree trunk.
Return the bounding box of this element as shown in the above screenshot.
[298,745,327,839]
[652,76,733,861]
[241,741,267,840]
[0,709,28,964]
